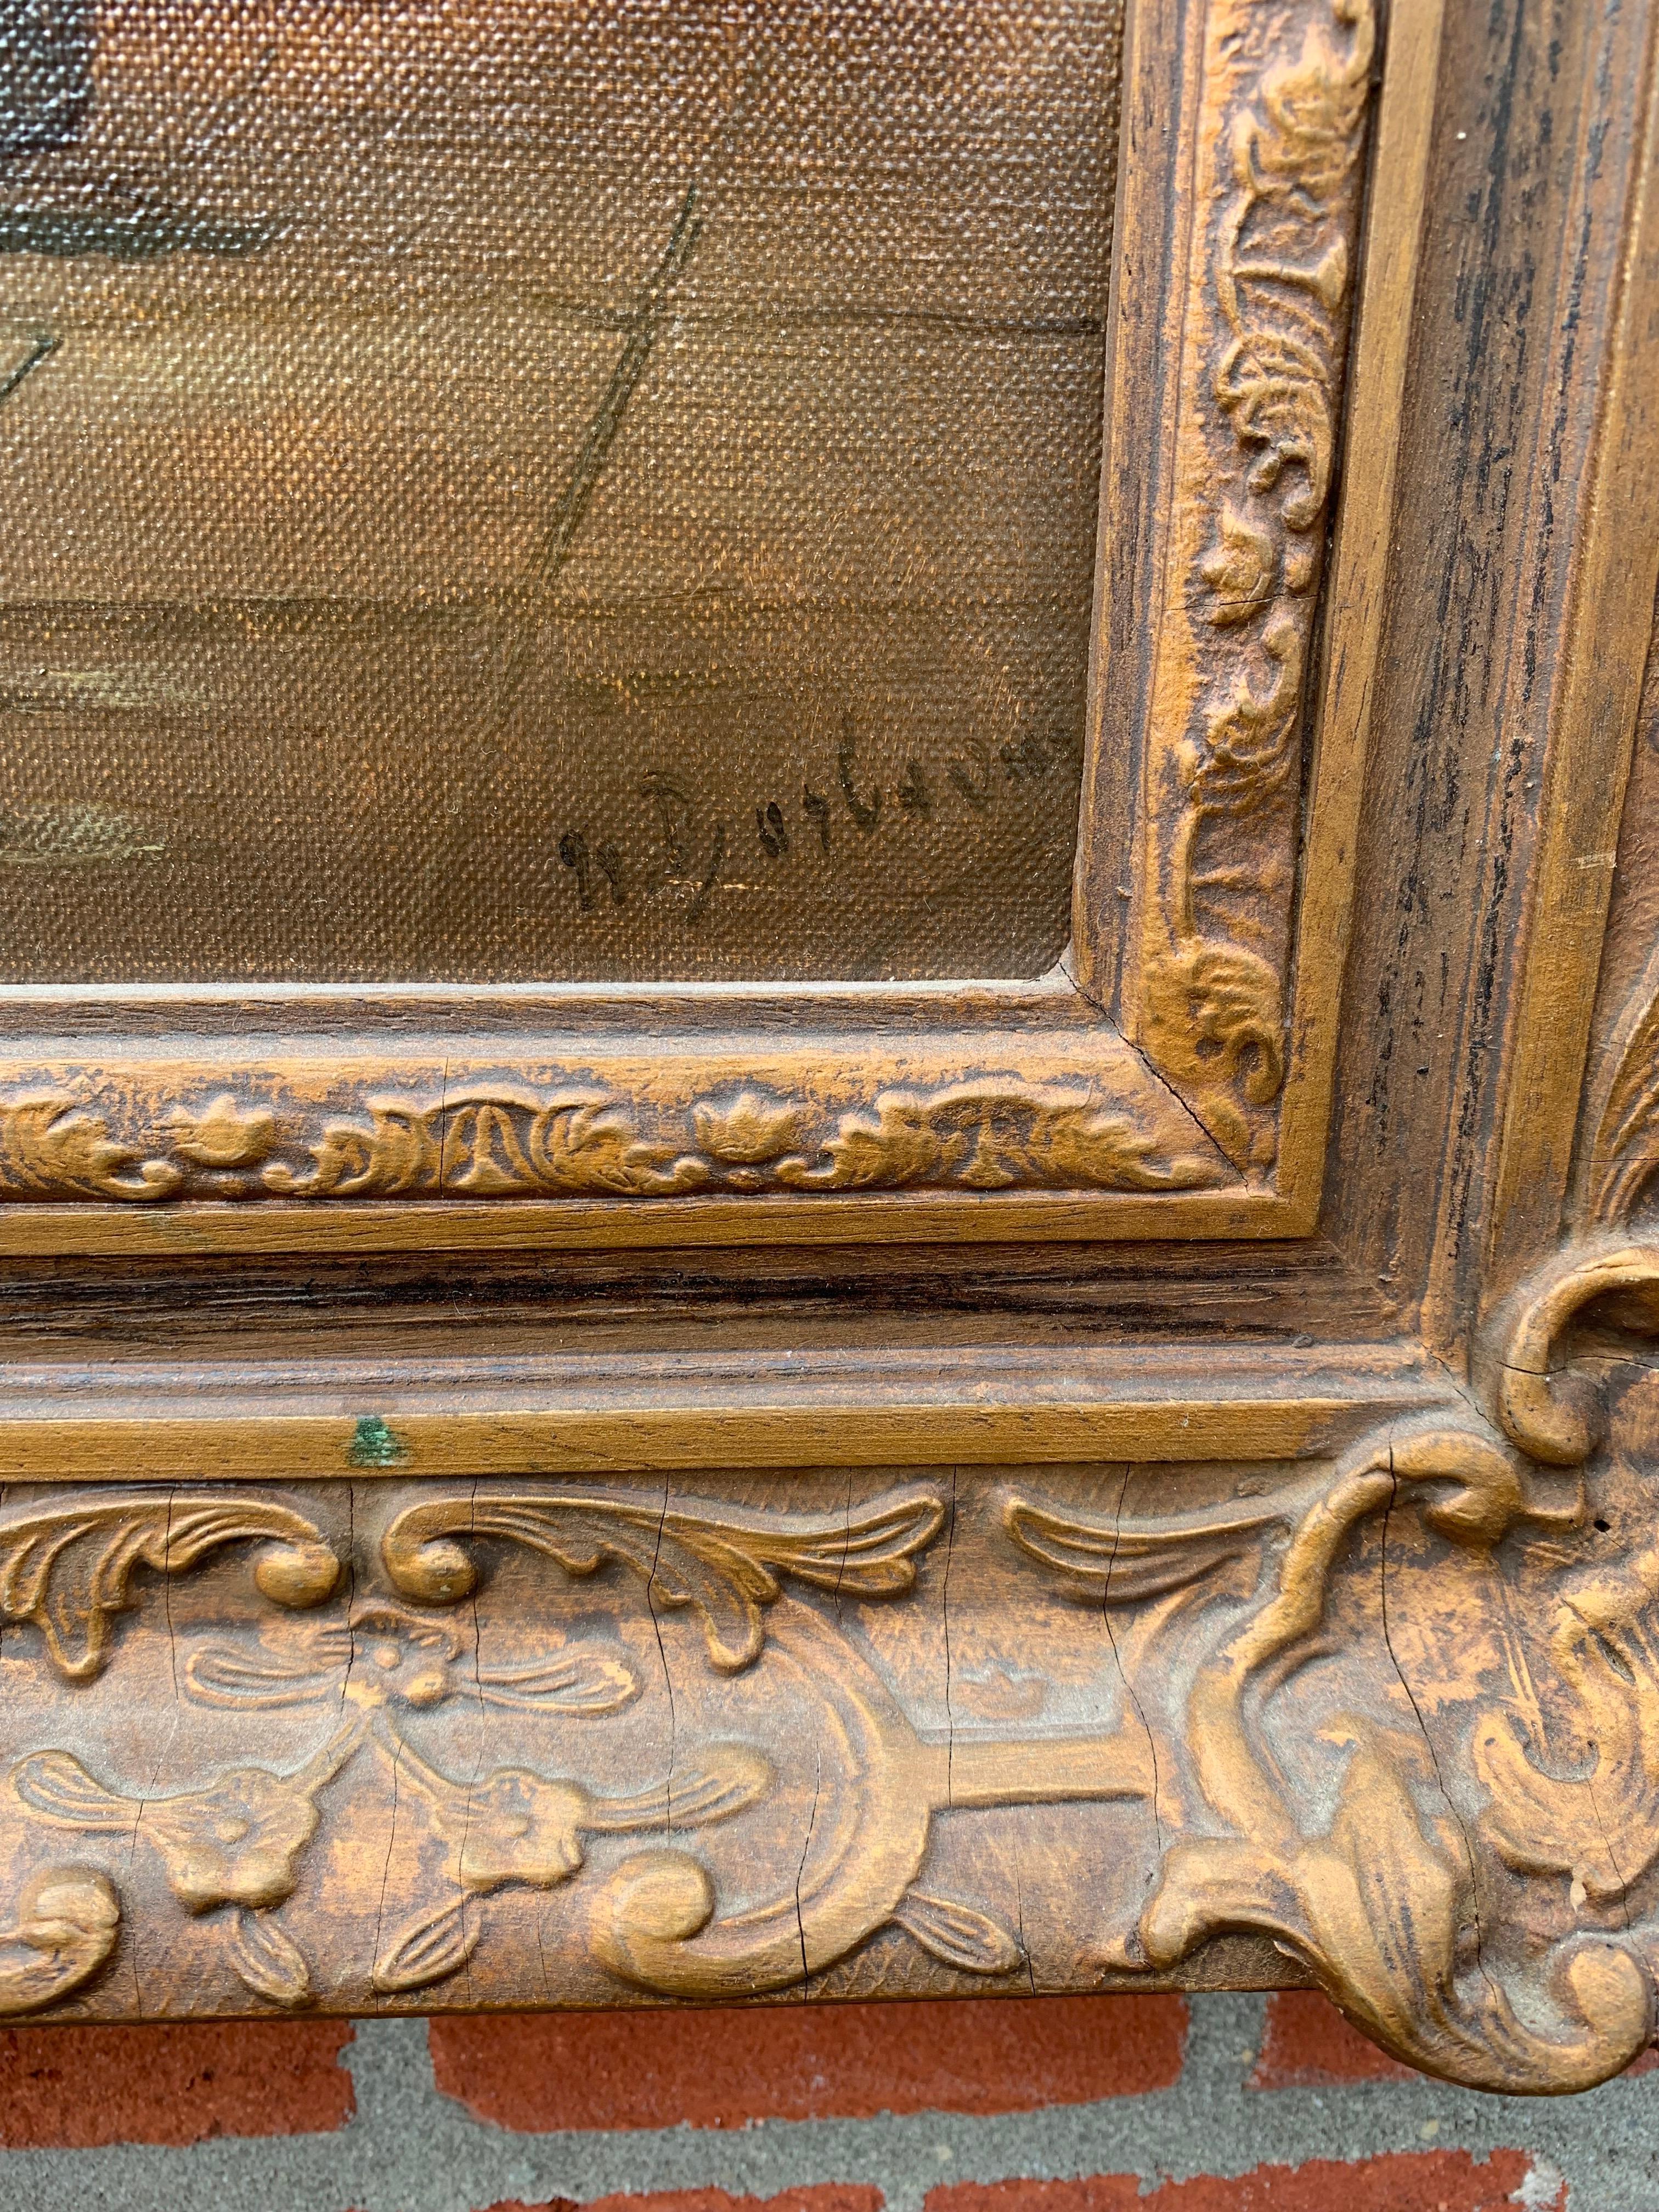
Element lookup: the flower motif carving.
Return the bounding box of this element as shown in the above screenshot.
[168,1094,279,1169]
[1138,0,1375,1170]
[0,1081,1227,1204]
[0,1481,1143,2015]
[14,1730,356,2007]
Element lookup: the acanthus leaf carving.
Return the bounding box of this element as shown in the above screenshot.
[0,1491,340,1681]
[1137,0,1375,1171]
[889,1888,1025,1976]
[0,1097,180,1200]
[0,1079,1230,1205]
[379,1486,947,1671]
[226,1906,315,2008]
[1006,1418,1659,2091]
[1474,1531,1659,1909]
[0,1479,1161,2017]
[1005,1488,1293,1605]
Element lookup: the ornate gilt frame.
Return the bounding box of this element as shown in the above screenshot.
[6,0,1659,2109]
[0,0,1426,1256]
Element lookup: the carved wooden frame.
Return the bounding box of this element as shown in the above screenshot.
[0,0,1429,1256]
[6,0,1659,2109]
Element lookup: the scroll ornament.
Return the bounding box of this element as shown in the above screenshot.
[358,1489,1145,2000]
[0,1492,340,1682]
[1007,1424,1651,2091]
[0,1867,120,2017]
[1,1485,1108,2009]
[4,943,1658,2072]
[3,1255,1659,2079]
[1012,941,1659,2091]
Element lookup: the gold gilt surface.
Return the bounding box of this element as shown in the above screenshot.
[0,0,1656,2103]
[0,1295,1654,2094]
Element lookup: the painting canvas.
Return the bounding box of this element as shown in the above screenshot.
[0,0,1121,983]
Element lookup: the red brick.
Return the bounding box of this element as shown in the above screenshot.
[480,2193,883,2212]
[1249,1992,1420,2086]
[0,2020,356,2148]
[1252,1992,1659,2087]
[927,2151,1555,2212]
[431,1996,1187,2131]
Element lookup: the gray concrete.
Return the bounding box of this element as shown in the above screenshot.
[0,1996,1650,2211]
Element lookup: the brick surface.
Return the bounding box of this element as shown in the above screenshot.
[927,2150,1554,2211]
[1251,1989,1659,2087]
[0,2020,356,2148]
[480,2192,885,2212]
[431,1996,1188,2131]
[1249,1993,1419,2086]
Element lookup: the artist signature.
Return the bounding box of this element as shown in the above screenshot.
[551,713,1079,922]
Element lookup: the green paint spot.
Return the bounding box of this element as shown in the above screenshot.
[347,1415,409,1469]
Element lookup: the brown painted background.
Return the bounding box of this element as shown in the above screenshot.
[0,0,1120,983]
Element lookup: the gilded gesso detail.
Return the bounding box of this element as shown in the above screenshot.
[0,1480,1146,2011]
[7,1245,1659,2096]
[7,992,1656,2073]
[1009,1421,1656,2091]
[1135,0,1375,1171]
[0,1079,1231,1203]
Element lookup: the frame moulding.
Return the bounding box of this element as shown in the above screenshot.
[0,0,1442,1255]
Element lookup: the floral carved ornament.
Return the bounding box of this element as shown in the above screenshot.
[0,0,1389,1214]
[9,906,1659,2064]
[0,1484,1155,2010]
[0,1079,1229,1205]
[0,1207,1656,2094]
[1137,0,1376,1170]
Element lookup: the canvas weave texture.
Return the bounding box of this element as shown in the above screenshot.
[0,0,1119,983]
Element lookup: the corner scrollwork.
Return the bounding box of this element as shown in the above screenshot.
[1479,932,1659,1466]
[998,958,1659,2092]
[1011,1423,1656,2092]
